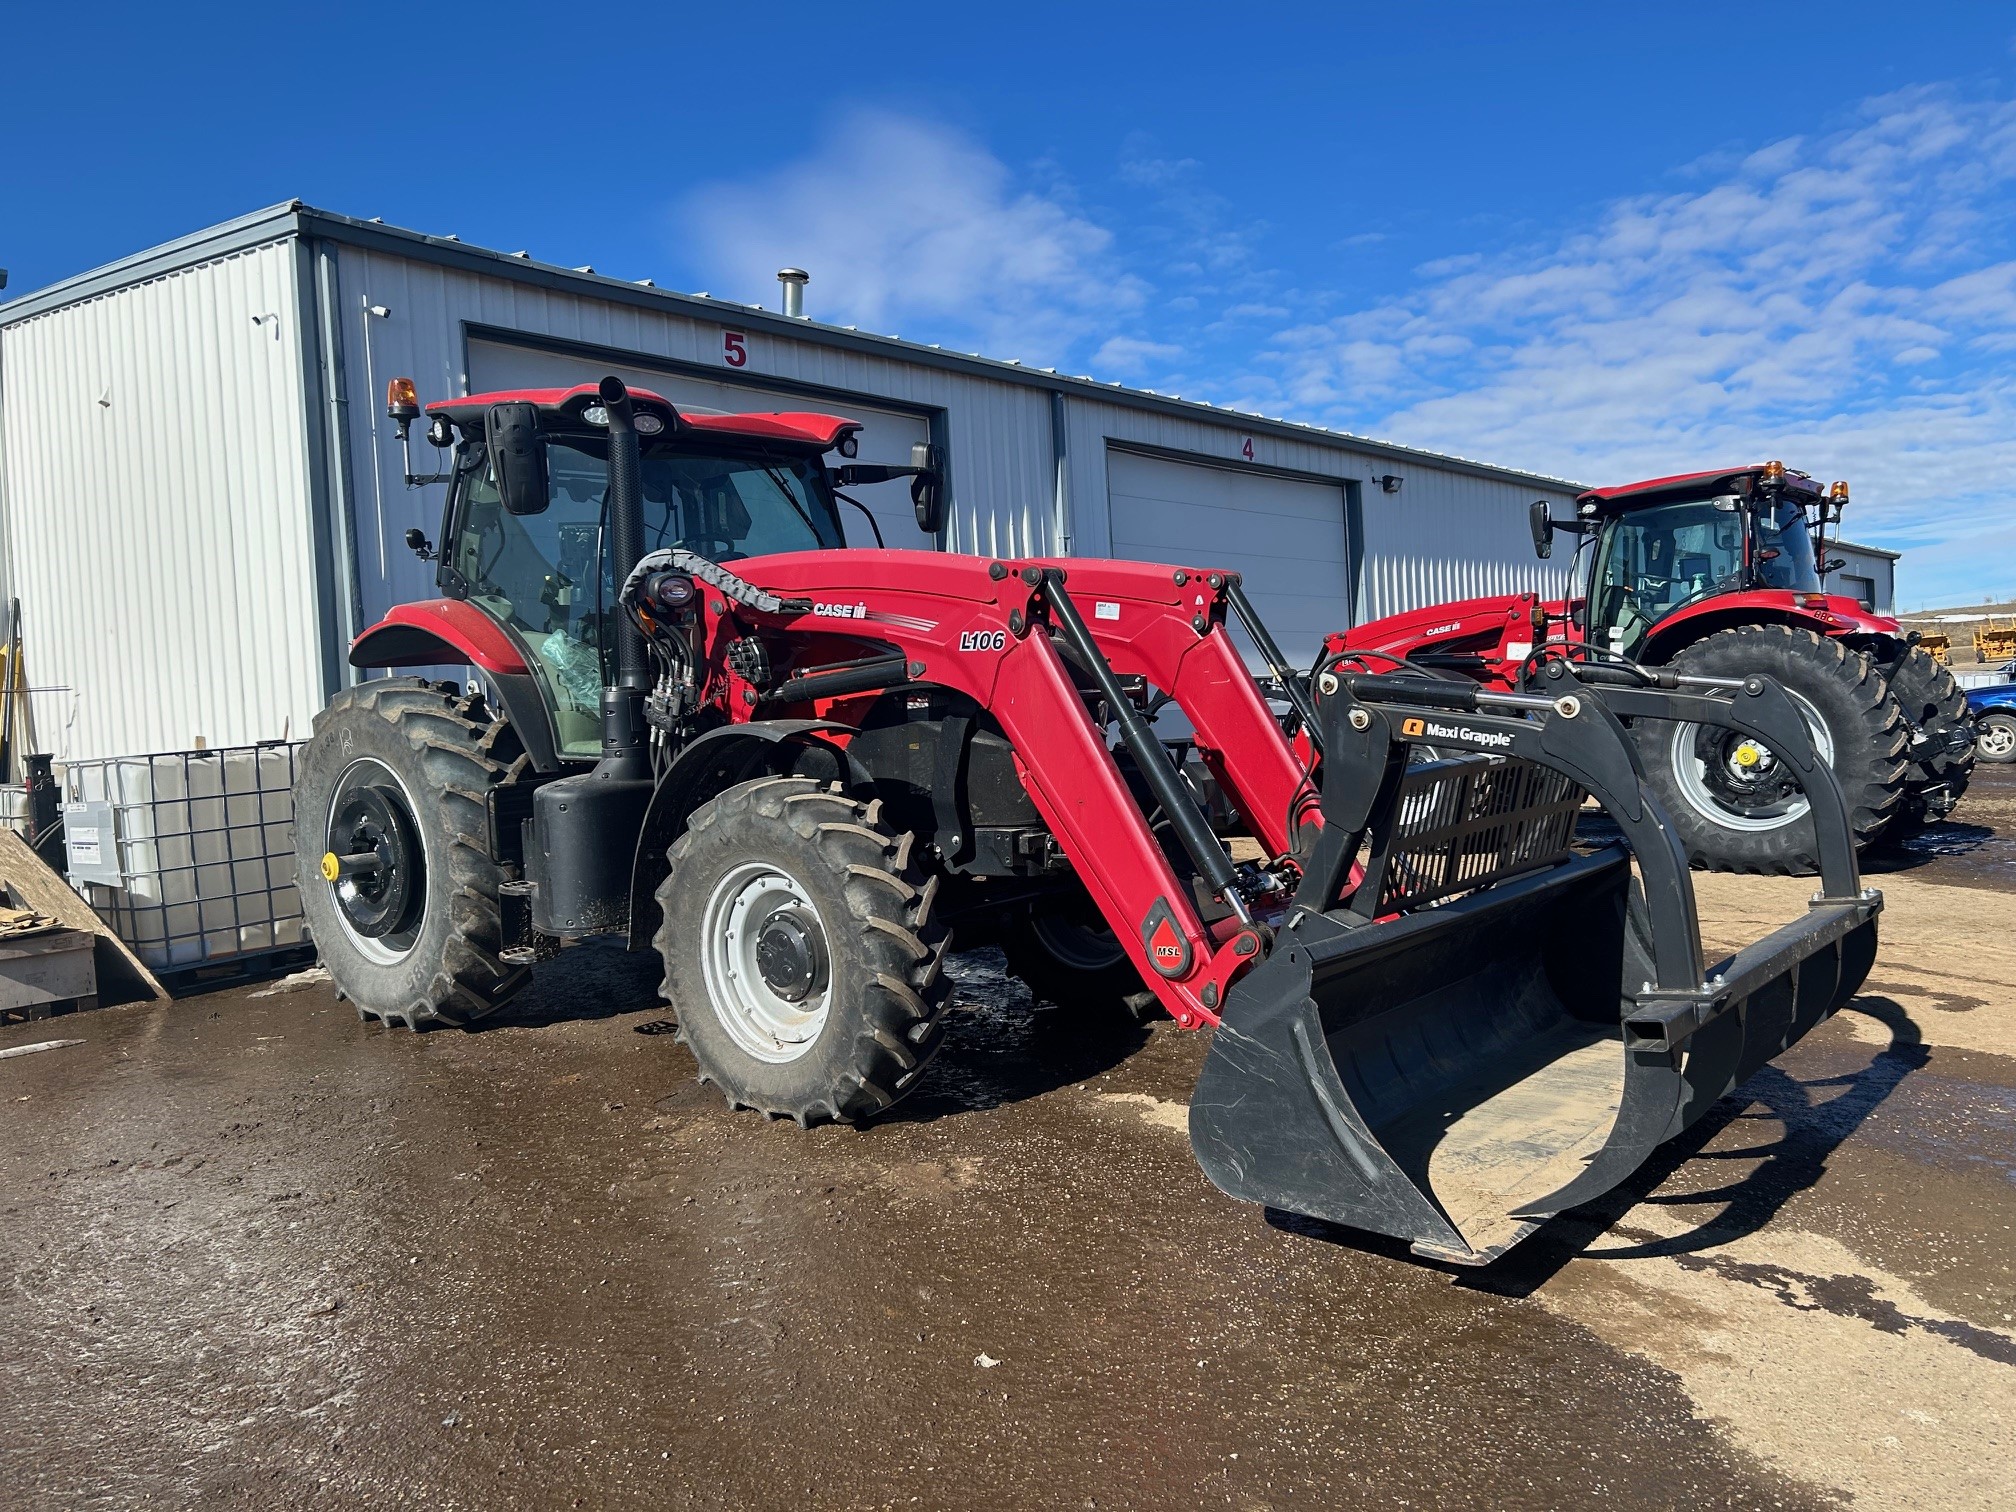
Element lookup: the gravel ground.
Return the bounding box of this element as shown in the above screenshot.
[2,768,2011,1510]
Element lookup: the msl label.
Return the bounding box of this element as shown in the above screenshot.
[1140,897,1192,979]
[1400,716,1515,750]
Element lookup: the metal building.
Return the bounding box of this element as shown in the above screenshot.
[1,202,1586,764]
[1825,540,1898,615]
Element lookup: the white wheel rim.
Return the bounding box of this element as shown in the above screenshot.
[1982,719,2016,759]
[324,757,426,966]
[1668,687,1836,834]
[700,861,831,1064]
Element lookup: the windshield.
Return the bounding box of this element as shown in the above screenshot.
[1755,497,1822,593]
[449,437,842,756]
[1589,501,1746,657]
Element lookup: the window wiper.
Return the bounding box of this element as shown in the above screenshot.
[760,465,825,542]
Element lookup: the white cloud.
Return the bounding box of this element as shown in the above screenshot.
[674,110,1137,362]
[671,95,2016,605]
[1092,335,1184,375]
[1238,87,2016,605]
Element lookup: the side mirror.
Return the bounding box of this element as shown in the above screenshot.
[487,402,549,516]
[1529,499,1555,559]
[910,442,945,534]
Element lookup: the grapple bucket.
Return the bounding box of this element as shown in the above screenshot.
[1190,672,1880,1264]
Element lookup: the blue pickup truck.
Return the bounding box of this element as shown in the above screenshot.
[1968,678,2016,763]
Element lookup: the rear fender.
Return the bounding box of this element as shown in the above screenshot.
[1643,596,1902,664]
[624,720,865,950]
[348,600,562,772]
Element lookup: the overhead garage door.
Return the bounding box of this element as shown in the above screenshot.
[1105,447,1353,667]
[468,340,935,551]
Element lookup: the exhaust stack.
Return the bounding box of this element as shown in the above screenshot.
[778,267,809,318]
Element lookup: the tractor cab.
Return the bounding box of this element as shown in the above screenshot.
[1537,462,1852,659]
[389,381,940,758]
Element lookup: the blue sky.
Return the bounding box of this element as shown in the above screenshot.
[5,2,2015,606]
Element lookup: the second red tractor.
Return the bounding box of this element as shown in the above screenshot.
[1329,462,1972,873]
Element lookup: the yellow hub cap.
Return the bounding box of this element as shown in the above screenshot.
[1733,742,1764,769]
[319,851,342,882]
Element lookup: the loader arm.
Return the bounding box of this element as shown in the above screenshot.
[706,551,1292,1027]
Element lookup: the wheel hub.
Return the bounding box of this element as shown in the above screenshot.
[755,908,826,1003]
[327,785,421,939]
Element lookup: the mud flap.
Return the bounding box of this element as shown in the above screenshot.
[1189,846,1880,1264]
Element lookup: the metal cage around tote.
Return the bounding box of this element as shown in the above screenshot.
[60,741,307,972]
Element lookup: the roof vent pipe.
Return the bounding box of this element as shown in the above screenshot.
[777,267,809,318]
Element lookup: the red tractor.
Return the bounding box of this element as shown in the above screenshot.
[294,383,1879,1264]
[1329,462,1973,874]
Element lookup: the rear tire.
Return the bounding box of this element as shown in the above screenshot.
[1643,627,1906,874]
[1976,711,2016,765]
[294,679,528,1028]
[1001,892,1160,1023]
[1877,645,1975,840]
[656,777,953,1125]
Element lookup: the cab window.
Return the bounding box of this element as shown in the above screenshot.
[449,437,841,757]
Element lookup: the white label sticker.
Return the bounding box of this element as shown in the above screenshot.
[1504,641,1532,662]
[1095,601,1121,621]
[69,827,102,865]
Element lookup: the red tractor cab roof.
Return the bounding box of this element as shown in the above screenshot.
[1576,465,1826,511]
[424,384,863,451]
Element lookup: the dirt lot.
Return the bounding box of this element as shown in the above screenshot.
[3,768,2013,1510]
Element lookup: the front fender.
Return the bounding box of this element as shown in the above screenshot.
[349,600,561,772]
[625,720,865,950]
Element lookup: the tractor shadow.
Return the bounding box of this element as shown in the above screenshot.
[471,939,667,1030]
[871,948,1153,1125]
[1861,819,2006,875]
[1267,994,1930,1290]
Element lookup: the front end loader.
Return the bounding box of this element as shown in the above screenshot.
[296,377,1881,1265]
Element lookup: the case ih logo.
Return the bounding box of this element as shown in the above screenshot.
[813,602,868,620]
[1419,719,1515,750]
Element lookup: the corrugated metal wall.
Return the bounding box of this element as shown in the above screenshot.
[1059,394,1574,622]
[1829,545,1896,615]
[1355,464,1576,621]
[0,240,324,759]
[329,246,1059,629]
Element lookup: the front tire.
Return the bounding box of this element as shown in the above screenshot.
[294,679,528,1028]
[1878,644,1975,840]
[656,777,953,1125]
[1642,627,1906,874]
